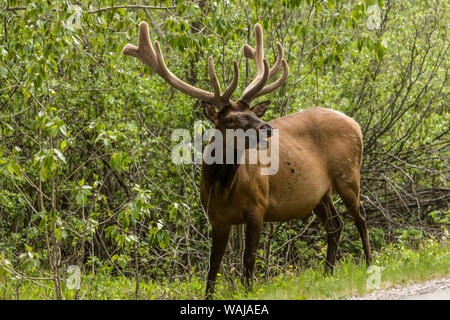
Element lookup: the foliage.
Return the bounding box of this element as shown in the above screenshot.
[0,236,447,300]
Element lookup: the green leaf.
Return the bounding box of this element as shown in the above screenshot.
[53,148,66,163]
[7,159,21,176]
[375,41,385,61]
[109,152,130,172]
[39,155,54,181]
[357,38,364,52]
[0,66,8,77]
[60,140,68,152]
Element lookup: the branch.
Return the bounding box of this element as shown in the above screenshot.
[4,5,177,13]
[86,5,176,14]
[5,6,26,11]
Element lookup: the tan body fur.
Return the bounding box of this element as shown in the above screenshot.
[201,107,363,224]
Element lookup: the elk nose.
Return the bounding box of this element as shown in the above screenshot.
[259,123,273,137]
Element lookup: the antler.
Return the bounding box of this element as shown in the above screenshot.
[239,23,289,103]
[122,21,238,107]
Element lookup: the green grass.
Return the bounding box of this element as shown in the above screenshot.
[0,238,448,299]
[243,238,450,300]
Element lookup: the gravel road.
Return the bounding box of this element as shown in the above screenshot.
[349,277,450,300]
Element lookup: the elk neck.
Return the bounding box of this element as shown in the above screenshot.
[203,130,249,190]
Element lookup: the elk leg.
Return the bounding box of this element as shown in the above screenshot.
[242,212,263,291]
[205,222,231,299]
[336,183,374,264]
[314,190,343,272]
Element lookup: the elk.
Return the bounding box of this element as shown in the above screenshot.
[123,21,373,298]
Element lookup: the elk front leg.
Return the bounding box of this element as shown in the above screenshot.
[243,211,263,292]
[205,222,231,299]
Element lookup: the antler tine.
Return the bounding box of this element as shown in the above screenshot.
[208,57,239,106]
[269,42,284,78]
[239,24,289,103]
[222,61,239,102]
[207,56,222,102]
[240,59,270,102]
[243,44,255,59]
[240,23,267,103]
[254,58,289,99]
[122,22,160,72]
[243,41,283,80]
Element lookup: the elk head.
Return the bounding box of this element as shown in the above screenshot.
[122,22,288,147]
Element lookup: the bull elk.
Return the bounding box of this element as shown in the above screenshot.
[123,21,373,298]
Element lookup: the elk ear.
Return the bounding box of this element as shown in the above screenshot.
[201,101,218,123]
[250,100,271,118]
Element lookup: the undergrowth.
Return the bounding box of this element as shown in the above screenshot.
[0,236,448,300]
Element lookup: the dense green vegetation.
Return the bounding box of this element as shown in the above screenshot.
[1,236,448,299]
[0,0,448,299]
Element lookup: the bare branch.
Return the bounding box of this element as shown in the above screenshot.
[86,5,177,14]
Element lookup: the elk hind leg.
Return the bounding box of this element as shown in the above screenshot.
[314,190,343,272]
[335,179,374,264]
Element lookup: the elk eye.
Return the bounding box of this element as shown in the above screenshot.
[225,117,233,123]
